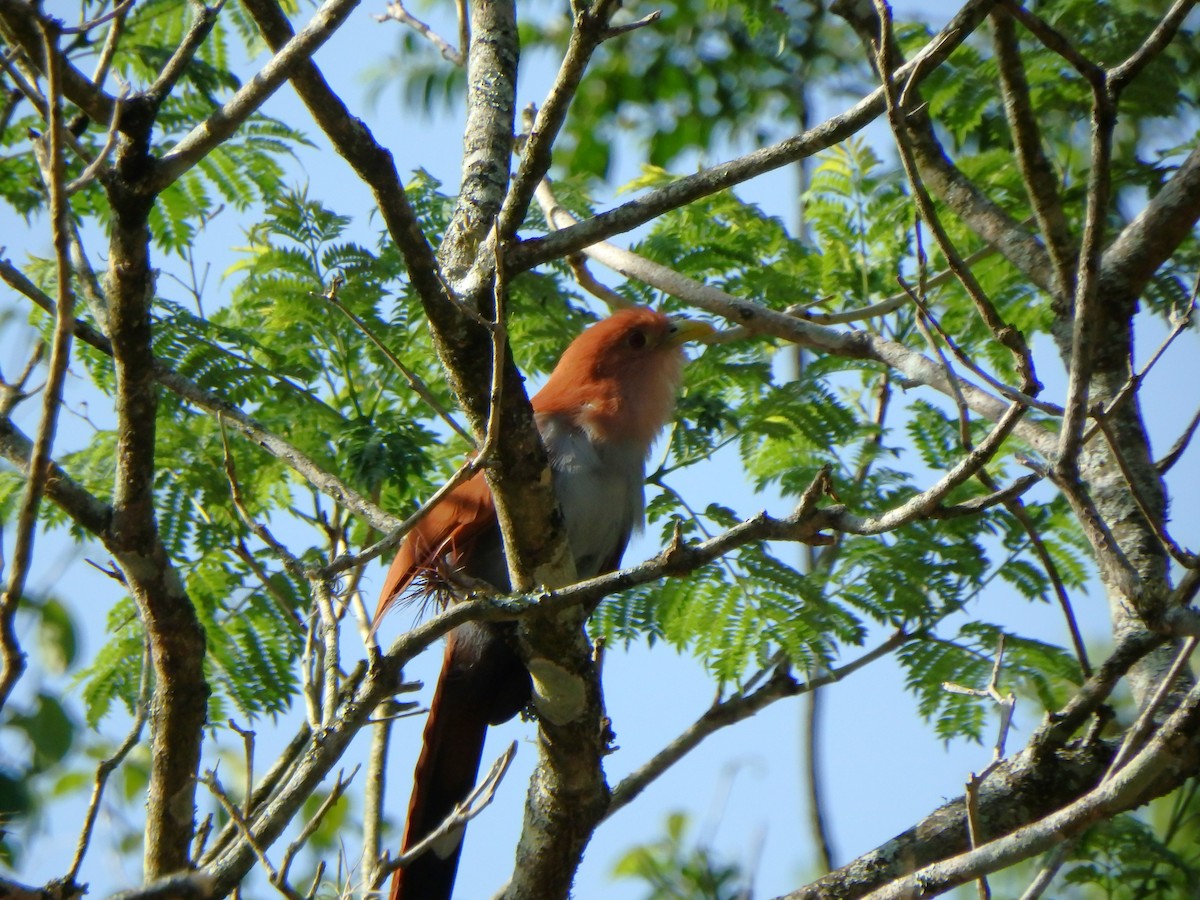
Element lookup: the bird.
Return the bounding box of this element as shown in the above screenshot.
[373,306,713,900]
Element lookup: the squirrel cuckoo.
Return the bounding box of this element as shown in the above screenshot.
[373,307,712,900]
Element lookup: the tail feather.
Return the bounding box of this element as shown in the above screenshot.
[390,623,530,900]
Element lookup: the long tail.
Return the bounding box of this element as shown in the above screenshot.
[391,622,531,900]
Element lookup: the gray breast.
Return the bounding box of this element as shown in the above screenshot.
[540,418,647,579]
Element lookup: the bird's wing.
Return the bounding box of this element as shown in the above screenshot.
[373,472,497,622]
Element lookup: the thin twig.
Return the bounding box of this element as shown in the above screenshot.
[374,0,464,65]
[787,241,1001,327]
[803,684,836,873]
[319,276,473,446]
[1108,0,1198,93]
[313,577,341,726]
[0,19,77,708]
[61,0,136,35]
[455,0,468,67]
[599,9,662,41]
[0,37,47,113]
[203,771,278,879]
[965,770,991,900]
[202,771,303,900]
[278,765,360,884]
[993,471,1091,674]
[944,636,1016,779]
[1092,409,1197,568]
[219,416,307,582]
[991,8,1075,301]
[153,0,363,190]
[1056,112,1114,466]
[307,602,326,729]
[362,700,396,885]
[482,222,509,464]
[191,814,214,866]
[1081,291,1196,448]
[1112,637,1197,774]
[0,342,45,416]
[909,275,972,443]
[1157,405,1200,475]
[304,862,325,900]
[999,0,1105,84]
[566,253,633,310]
[497,0,625,244]
[232,540,306,630]
[144,0,225,107]
[67,220,111,332]
[928,472,1045,518]
[90,0,131,86]
[67,635,152,882]
[228,720,256,817]
[874,0,1039,395]
[900,277,1062,415]
[65,84,127,193]
[372,741,518,885]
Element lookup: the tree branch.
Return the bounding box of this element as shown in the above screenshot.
[0,20,75,709]
[509,0,1001,273]
[833,0,1056,299]
[497,0,622,243]
[103,46,209,878]
[860,674,1200,899]
[873,0,1039,394]
[1108,0,1198,93]
[0,0,115,123]
[153,0,360,190]
[1098,142,1200,304]
[991,8,1075,300]
[532,180,1056,458]
[144,1,222,108]
[239,0,446,314]
[787,632,1167,899]
[1056,72,1116,467]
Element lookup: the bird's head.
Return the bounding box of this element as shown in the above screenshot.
[533,307,714,450]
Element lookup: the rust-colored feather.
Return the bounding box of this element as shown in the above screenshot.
[374,307,697,623]
[533,307,685,447]
[379,307,710,900]
[373,472,495,622]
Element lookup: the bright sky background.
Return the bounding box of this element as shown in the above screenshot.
[6,1,1199,898]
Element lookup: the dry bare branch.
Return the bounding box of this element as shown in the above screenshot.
[373,743,517,886]
[154,0,361,189]
[375,0,464,65]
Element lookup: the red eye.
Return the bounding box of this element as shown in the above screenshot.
[627,330,647,350]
